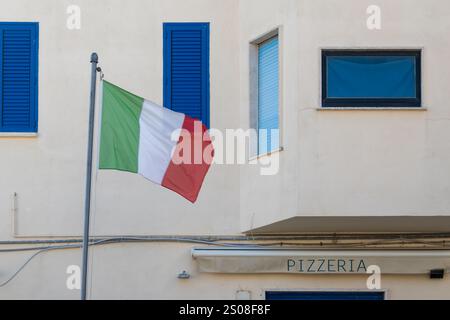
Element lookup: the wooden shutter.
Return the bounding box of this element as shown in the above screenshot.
[163,23,209,128]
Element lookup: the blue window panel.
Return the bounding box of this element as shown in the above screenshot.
[0,22,38,132]
[163,23,209,128]
[258,36,279,155]
[322,50,421,108]
[266,291,385,301]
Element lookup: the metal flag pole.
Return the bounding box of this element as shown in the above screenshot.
[81,52,100,300]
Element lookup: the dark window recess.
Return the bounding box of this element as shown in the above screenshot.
[322,50,421,108]
[266,291,385,301]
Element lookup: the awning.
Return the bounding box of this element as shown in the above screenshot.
[192,248,450,275]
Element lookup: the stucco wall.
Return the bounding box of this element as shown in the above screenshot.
[239,0,450,231]
[1,243,450,299]
[0,0,241,238]
[0,0,450,299]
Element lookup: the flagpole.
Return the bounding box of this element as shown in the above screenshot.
[81,52,99,300]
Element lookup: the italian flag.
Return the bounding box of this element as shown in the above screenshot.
[99,81,213,203]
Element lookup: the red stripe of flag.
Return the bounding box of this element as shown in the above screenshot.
[161,116,214,203]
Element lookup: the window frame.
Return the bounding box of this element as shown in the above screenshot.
[0,22,39,133]
[321,49,421,108]
[249,27,283,158]
[257,35,280,155]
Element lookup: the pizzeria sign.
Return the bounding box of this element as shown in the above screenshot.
[192,248,450,275]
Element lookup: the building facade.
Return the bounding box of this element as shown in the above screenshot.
[1,0,450,299]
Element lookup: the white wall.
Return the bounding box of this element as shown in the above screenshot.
[0,0,450,299]
[239,0,450,231]
[1,243,450,300]
[0,0,241,238]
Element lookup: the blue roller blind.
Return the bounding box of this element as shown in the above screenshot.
[163,23,209,128]
[0,22,38,132]
[258,36,279,155]
[327,56,416,98]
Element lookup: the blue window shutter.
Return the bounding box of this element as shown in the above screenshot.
[0,22,38,132]
[163,23,209,128]
[258,36,279,155]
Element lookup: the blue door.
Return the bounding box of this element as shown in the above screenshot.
[266,291,384,300]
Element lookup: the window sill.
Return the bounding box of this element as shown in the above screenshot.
[317,107,427,111]
[249,146,284,162]
[0,132,38,138]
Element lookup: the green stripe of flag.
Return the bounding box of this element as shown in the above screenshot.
[99,81,144,173]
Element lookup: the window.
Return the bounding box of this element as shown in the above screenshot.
[322,50,421,108]
[163,23,210,128]
[257,36,279,155]
[0,22,38,133]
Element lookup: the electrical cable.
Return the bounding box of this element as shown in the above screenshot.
[0,237,266,288]
[0,244,76,288]
[0,235,449,288]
